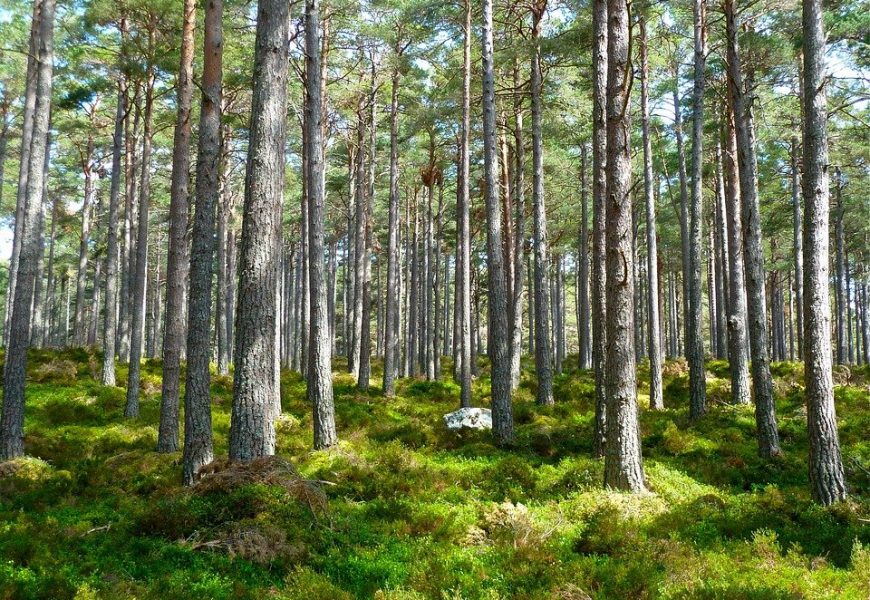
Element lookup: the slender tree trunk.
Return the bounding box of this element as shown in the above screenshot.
[603,0,645,492]
[124,55,155,419]
[640,17,663,410]
[721,121,751,406]
[725,0,780,456]
[0,0,55,459]
[509,61,527,391]
[686,0,708,420]
[74,134,97,345]
[834,169,846,364]
[181,0,221,483]
[118,78,138,363]
[457,0,473,408]
[482,0,514,444]
[157,0,196,451]
[531,4,553,406]
[801,0,847,504]
[305,0,337,448]
[591,0,608,457]
[230,0,290,459]
[4,0,41,343]
[101,68,127,385]
[578,144,591,370]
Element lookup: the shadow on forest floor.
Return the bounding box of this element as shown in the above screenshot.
[0,347,868,599]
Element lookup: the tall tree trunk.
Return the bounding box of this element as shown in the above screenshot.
[509,61,527,391]
[457,0,473,408]
[350,109,365,380]
[790,137,804,359]
[603,0,645,492]
[4,0,41,343]
[182,0,221,483]
[531,3,553,406]
[721,121,751,406]
[124,53,155,419]
[74,134,97,345]
[118,79,138,363]
[230,0,290,459]
[834,169,846,364]
[158,0,196,452]
[101,65,128,385]
[802,0,847,504]
[591,0,608,457]
[578,143,591,370]
[482,0,514,444]
[640,17,663,410]
[305,0,337,448]
[686,0,707,420]
[725,0,780,456]
[0,0,55,459]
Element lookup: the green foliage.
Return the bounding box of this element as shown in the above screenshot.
[0,350,868,599]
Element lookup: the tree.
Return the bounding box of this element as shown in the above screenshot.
[158,0,196,453]
[306,0,338,450]
[591,0,608,457]
[603,0,645,492]
[182,0,222,483]
[482,0,514,444]
[801,0,847,505]
[230,0,290,460]
[686,0,707,421]
[0,0,55,459]
[101,55,127,386]
[531,0,553,407]
[724,0,780,458]
[639,15,663,411]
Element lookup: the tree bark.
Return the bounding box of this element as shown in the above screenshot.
[457,0,473,408]
[482,0,514,444]
[801,0,847,505]
[591,0,608,457]
[721,121,751,407]
[640,17,663,410]
[686,0,707,421]
[181,0,221,483]
[603,0,646,492]
[230,0,290,459]
[1,0,55,459]
[578,143,591,370]
[124,53,155,419]
[305,0,337,449]
[531,4,553,406]
[725,0,780,457]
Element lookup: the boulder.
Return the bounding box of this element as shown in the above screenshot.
[443,407,492,431]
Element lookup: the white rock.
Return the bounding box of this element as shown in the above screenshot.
[442,407,492,431]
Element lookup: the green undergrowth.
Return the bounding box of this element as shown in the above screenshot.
[0,348,868,599]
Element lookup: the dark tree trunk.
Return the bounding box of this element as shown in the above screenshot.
[182,0,221,483]
[158,0,196,452]
[591,0,608,457]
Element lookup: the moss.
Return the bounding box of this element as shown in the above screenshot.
[0,349,868,598]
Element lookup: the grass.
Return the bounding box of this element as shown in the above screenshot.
[0,347,868,599]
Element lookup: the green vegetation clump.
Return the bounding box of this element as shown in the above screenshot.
[0,350,868,599]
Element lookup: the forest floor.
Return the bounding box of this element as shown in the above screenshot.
[0,349,868,599]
